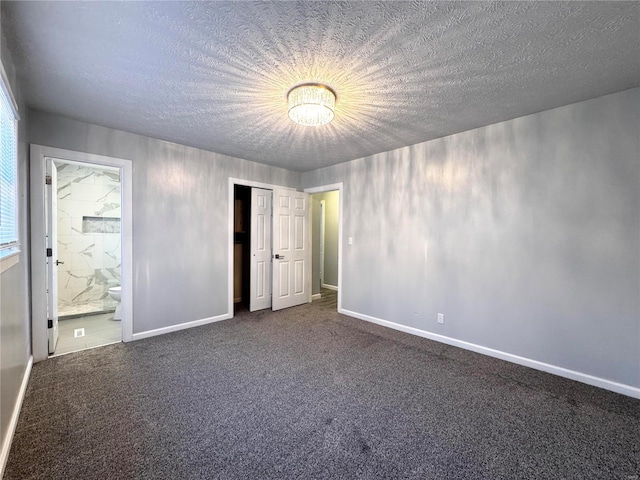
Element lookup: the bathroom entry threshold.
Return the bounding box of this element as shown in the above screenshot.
[51,312,122,357]
[49,341,121,358]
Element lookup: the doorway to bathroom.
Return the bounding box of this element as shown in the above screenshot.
[49,159,123,356]
[29,144,133,362]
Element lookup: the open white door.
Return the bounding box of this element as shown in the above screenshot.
[272,189,311,311]
[45,158,59,354]
[250,188,272,311]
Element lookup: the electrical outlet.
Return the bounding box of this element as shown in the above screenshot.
[437,313,444,324]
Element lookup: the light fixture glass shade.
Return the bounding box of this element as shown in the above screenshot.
[287,84,335,126]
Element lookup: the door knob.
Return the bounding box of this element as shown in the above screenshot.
[274,254,285,259]
[56,260,64,265]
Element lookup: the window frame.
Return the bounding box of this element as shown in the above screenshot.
[0,60,20,273]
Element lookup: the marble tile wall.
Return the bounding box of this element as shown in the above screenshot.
[56,162,121,317]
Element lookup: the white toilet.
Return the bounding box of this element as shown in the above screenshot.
[108,286,122,321]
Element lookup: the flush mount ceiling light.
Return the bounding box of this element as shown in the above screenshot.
[287,84,336,127]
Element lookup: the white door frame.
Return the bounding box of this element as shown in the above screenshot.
[30,145,134,362]
[46,159,59,354]
[227,178,294,317]
[304,183,343,312]
[319,199,326,287]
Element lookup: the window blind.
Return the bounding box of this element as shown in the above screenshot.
[0,72,18,252]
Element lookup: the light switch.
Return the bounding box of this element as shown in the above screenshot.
[348,237,353,245]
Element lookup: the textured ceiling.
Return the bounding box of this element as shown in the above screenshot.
[2,1,639,172]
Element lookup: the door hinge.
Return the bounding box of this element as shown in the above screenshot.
[46,248,53,257]
[48,319,53,329]
[45,175,52,185]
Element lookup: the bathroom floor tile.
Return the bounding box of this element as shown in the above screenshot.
[53,313,121,356]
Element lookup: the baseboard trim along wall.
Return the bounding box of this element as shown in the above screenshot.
[321,284,338,291]
[1,356,33,478]
[311,293,322,301]
[131,313,232,341]
[339,308,640,399]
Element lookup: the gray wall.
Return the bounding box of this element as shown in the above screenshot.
[28,111,300,334]
[0,33,31,459]
[302,88,640,388]
[311,190,339,294]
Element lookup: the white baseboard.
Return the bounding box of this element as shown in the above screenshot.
[311,293,322,301]
[339,308,640,399]
[233,297,242,304]
[321,283,338,291]
[132,313,232,341]
[0,355,33,478]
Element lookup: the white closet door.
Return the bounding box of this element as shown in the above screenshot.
[250,188,272,311]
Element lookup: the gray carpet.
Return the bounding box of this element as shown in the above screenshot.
[5,290,639,479]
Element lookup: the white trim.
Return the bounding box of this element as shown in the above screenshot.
[0,249,19,273]
[321,283,338,291]
[339,308,640,399]
[234,297,242,304]
[50,157,120,172]
[319,199,326,287]
[227,178,295,317]
[304,183,343,312]
[30,145,134,362]
[0,356,32,478]
[132,313,231,341]
[311,293,322,301]
[304,183,344,194]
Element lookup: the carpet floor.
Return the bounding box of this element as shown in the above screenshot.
[5,290,639,479]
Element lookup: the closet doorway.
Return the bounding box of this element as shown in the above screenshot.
[233,185,251,312]
[228,178,312,316]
